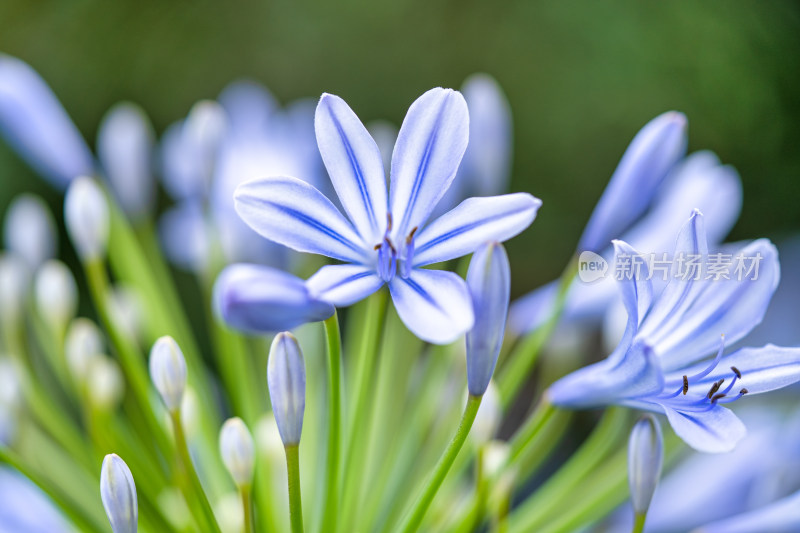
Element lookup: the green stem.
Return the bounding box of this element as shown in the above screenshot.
[497,256,578,408]
[321,313,342,533]
[170,411,222,533]
[632,513,647,533]
[508,399,555,462]
[397,394,483,533]
[340,290,388,527]
[285,444,305,533]
[242,486,255,533]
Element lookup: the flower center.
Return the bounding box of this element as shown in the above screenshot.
[659,335,749,410]
[374,213,417,282]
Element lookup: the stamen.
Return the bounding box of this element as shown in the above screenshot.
[731,366,741,379]
[711,393,726,403]
[688,335,725,382]
[374,243,381,250]
[682,375,689,395]
[706,379,724,399]
[387,212,393,231]
[407,226,418,242]
[720,368,742,395]
[716,389,748,404]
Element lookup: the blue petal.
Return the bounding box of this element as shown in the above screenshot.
[466,242,510,396]
[578,111,687,253]
[158,202,210,273]
[217,80,278,136]
[0,55,94,189]
[412,193,541,266]
[547,341,664,408]
[388,268,474,344]
[97,102,156,219]
[214,264,334,334]
[612,240,653,330]
[670,344,800,396]
[389,88,469,238]
[651,239,780,370]
[235,176,367,263]
[306,264,384,307]
[694,490,800,533]
[637,209,708,349]
[0,468,71,533]
[316,94,388,244]
[622,151,742,254]
[458,74,513,198]
[661,403,746,453]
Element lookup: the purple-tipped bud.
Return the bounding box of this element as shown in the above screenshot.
[628,414,663,516]
[214,264,334,334]
[267,332,306,446]
[219,417,256,489]
[466,242,510,396]
[579,111,688,253]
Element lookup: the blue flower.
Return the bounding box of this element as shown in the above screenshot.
[0,467,71,533]
[510,148,742,335]
[0,55,94,189]
[234,88,541,343]
[548,210,800,452]
[692,490,800,533]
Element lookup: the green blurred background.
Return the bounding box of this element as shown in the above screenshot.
[1,0,798,296]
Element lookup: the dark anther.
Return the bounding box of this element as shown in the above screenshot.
[740,388,748,395]
[387,212,393,231]
[384,237,396,254]
[374,243,382,250]
[731,366,742,379]
[707,379,724,399]
[682,375,689,395]
[711,393,727,403]
[406,226,418,243]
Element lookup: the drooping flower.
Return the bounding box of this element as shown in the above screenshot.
[548,211,800,452]
[234,88,541,343]
[510,146,742,334]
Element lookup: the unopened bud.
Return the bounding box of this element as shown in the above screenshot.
[267,332,306,446]
[65,318,104,380]
[3,194,56,269]
[64,176,109,261]
[148,336,187,413]
[466,242,510,396]
[100,454,138,533]
[628,415,663,516]
[219,417,256,489]
[35,260,77,331]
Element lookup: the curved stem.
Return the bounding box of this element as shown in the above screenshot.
[242,486,255,533]
[397,394,483,533]
[321,312,342,532]
[285,444,305,533]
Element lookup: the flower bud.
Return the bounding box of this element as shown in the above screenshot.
[64,176,109,261]
[180,387,200,438]
[267,332,306,446]
[214,264,334,334]
[149,336,187,413]
[3,194,57,269]
[0,253,29,326]
[579,111,688,253]
[219,417,256,489]
[100,454,138,533]
[481,440,511,480]
[97,102,156,220]
[34,260,78,331]
[65,318,104,380]
[466,242,510,396]
[471,381,502,445]
[628,414,664,516]
[88,357,124,412]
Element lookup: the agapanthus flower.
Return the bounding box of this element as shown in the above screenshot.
[158,81,323,272]
[0,467,71,533]
[233,88,541,343]
[548,210,800,452]
[510,125,742,334]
